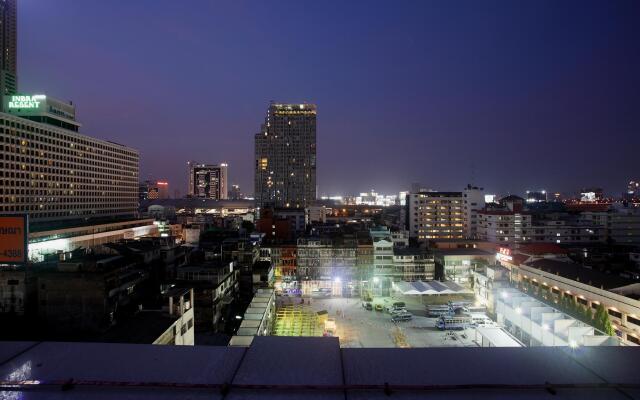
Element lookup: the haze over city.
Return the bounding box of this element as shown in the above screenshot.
[17,0,640,196]
[3,0,640,397]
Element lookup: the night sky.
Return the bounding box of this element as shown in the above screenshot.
[19,0,640,197]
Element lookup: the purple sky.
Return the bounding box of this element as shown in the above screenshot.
[18,0,640,197]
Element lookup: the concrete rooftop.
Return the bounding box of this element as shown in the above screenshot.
[0,337,639,399]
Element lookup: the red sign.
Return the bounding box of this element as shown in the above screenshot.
[0,215,28,264]
[499,247,511,256]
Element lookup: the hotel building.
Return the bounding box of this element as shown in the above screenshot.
[254,102,316,209]
[1,94,139,227]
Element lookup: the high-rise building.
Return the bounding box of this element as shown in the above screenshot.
[187,161,228,199]
[139,180,169,201]
[0,96,139,227]
[254,102,316,209]
[229,184,242,200]
[0,0,16,102]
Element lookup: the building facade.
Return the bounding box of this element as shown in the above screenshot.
[408,191,464,241]
[0,108,139,226]
[187,162,228,200]
[463,185,485,239]
[0,0,17,101]
[254,103,316,208]
[139,180,169,201]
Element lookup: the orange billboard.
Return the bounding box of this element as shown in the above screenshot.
[0,215,28,264]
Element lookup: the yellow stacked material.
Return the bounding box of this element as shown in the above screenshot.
[273,304,322,337]
[392,326,411,348]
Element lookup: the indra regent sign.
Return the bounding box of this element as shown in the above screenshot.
[7,94,46,109]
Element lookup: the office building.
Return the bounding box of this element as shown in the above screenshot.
[187,161,228,200]
[408,191,464,241]
[254,102,316,208]
[0,0,17,101]
[0,96,139,226]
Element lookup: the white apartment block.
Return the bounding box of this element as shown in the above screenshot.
[478,210,607,244]
[463,185,485,239]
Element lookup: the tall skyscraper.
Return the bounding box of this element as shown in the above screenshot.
[0,0,17,101]
[254,102,316,208]
[187,161,228,199]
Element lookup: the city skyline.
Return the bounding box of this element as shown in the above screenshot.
[17,0,640,196]
[4,0,640,378]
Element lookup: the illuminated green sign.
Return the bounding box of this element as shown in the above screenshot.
[7,95,46,109]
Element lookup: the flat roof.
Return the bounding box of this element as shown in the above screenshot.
[142,198,255,209]
[0,338,638,399]
[99,311,177,344]
[525,259,635,290]
[29,217,154,235]
[476,326,522,347]
[434,248,495,256]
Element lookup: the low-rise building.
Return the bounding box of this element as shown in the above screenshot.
[0,267,34,315]
[229,288,276,347]
[101,288,195,346]
[496,288,616,347]
[35,253,149,334]
[497,244,640,346]
[392,247,435,281]
[174,261,239,332]
[28,219,159,262]
[433,247,496,285]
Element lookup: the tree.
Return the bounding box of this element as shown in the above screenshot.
[585,305,594,324]
[570,297,580,316]
[594,304,615,336]
[580,304,593,324]
[602,315,615,336]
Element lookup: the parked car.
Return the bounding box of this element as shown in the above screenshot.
[386,305,406,314]
[391,311,413,322]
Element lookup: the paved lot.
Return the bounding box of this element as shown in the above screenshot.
[304,297,479,348]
